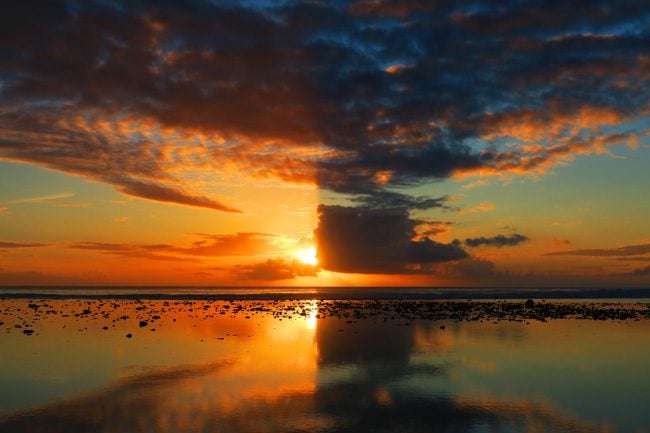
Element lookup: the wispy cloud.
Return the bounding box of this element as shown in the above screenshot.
[0,241,49,250]
[1,192,74,205]
[546,243,650,257]
[67,233,281,262]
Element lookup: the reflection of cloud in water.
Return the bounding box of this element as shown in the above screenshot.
[0,320,611,433]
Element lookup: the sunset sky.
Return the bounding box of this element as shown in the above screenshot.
[0,0,648,286]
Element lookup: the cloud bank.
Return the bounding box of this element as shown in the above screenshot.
[0,0,647,210]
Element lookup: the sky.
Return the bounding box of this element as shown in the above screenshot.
[0,0,649,287]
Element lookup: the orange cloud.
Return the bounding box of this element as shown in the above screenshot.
[67,233,282,262]
[233,258,319,280]
[460,202,495,214]
[0,241,49,250]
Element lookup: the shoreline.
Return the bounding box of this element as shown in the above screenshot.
[2,299,650,336]
[2,287,650,301]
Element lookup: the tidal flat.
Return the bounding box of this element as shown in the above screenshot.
[1,297,649,433]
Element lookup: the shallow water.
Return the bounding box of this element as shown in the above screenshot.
[1,299,649,433]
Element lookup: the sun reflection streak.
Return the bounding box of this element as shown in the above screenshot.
[305,299,318,330]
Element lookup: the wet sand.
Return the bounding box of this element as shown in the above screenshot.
[2,298,650,338]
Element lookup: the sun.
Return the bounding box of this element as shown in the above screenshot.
[294,246,318,266]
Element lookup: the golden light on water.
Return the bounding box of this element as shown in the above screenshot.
[305,299,318,330]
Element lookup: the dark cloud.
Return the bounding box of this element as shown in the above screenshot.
[465,234,529,248]
[314,204,467,274]
[449,258,498,279]
[234,258,319,280]
[114,179,241,213]
[546,243,650,257]
[0,0,647,209]
[350,192,455,210]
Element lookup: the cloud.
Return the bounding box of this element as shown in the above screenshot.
[465,234,529,248]
[460,202,495,214]
[615,257,650,262]
[412,220,454,240]
[0,241,49,249]
[181,233,280,256]
[234,258,319,280]
[435,257,498,280]
[551,238,571,246]
[0,192,75,205]
[619,265,650,276]
[314,205,467,274]
[68,242,201,263]
[546,243,650,257]
[0,0,647,209]
[113,179,241,213]
[68,233,278,261]
[0,207,6,215]
[351,192,456,211]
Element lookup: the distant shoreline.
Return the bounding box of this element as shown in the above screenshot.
[2,286,650,300]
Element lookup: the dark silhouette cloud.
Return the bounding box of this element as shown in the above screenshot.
[350,192,455,211]
[0,0,647,209]
[546,243,650,257]
[465,234,529,248]
[314,204,467,274]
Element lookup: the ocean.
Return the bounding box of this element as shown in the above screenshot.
[0,288,649,432]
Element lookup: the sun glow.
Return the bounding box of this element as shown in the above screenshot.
[295,247,318,266]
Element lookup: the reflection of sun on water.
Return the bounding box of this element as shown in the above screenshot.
[294,247,318,266]
[305,299,318,330]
